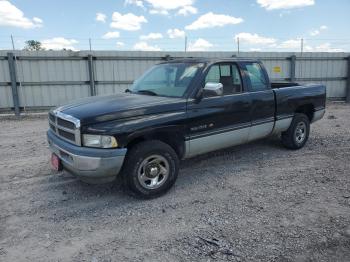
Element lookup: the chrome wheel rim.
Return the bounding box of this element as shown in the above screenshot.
[294,122,306,144]
[137,154,170,190]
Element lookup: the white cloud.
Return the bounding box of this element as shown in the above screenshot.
[250,48,262,51]
[305,43,344,52]
[188,38,213,51]
[145,0,194,11]
[257,0,315,10]
[278,39,301,49]
[185,12,243,30]
[102,31,120,39]
[126,0,196,16]
[140,32,163,40]
[110,12,147,31]
[133,41,161,51]
[276,39,343,52]
[124,0,144,8]
[177,6,197,16]
[0,0,43,29]
[116,41,125,47]
[310,25,328,36]
[149,9,169,15]
[96,12,107,23]
[33,17,43,24]
[41,37,78,51]
[167,28,185,38]
[235,32,276,45]
[310,30,320,36]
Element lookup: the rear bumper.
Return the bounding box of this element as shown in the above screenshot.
[47,130,127,183]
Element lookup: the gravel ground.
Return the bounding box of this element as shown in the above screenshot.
[0,102,350,262]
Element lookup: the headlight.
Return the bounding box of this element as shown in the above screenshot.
[82,134,118,148]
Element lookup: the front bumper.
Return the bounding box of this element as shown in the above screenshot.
[47,129,127,184]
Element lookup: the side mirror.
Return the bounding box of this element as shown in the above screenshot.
[203,82,223,97]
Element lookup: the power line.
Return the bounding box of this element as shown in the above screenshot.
[1,34,349,52]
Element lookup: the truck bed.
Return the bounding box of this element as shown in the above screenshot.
[271,82,300,89]
[272,83,326,119]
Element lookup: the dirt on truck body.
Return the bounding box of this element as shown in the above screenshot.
[0,102,350,261]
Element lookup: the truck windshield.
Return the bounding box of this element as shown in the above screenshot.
[130,63,203,97]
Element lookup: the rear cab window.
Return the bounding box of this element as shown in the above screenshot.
[244,62,269,92]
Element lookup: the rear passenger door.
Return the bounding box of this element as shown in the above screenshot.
[185,63,251,157]
[242,62,275,141]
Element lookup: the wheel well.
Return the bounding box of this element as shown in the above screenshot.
[295,104,314,121]
[126,132,185,158]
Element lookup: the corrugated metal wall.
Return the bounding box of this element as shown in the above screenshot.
[0,55,12,108]
[0,50,349,111]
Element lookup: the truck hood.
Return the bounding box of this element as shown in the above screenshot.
[55,93,186,125]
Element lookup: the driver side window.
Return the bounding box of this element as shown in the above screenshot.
[205,64,242,95]
[205,65,220,83]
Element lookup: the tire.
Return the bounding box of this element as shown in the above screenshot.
[122,140,179,199]
[281,113,310,150]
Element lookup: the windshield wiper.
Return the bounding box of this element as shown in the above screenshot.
[136,90,158,96]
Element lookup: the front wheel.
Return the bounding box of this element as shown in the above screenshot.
[122,140,179,198]
[281,113,310,149]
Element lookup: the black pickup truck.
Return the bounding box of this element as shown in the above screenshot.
[47,58,326,198]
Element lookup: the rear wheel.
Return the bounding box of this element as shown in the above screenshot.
[122,140,179,198]
[281,113,310,149]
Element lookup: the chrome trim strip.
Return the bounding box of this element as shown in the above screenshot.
[187,117,275,141]
[251,117,275,126]
[276,114,294,121]
[188,122,251,140]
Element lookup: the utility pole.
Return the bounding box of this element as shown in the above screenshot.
[89,38,92,51]
[184,35,187,52]
[300,38,304,55]
[11,35,15,50]
[237,37,240,54]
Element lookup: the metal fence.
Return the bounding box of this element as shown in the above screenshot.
[1,50,349,115]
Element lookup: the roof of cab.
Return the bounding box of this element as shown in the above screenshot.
[159,57,259,64]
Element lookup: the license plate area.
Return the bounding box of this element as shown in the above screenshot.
[51,153,63,171]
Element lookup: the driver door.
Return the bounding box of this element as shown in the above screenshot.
[185,62,252,158]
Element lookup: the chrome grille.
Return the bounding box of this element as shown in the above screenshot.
[49,111,81,146]
[58,129,76,141]
[57,118,76,129]
[48,113,55,123]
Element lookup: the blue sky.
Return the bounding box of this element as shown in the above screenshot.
[0,0,349,52]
